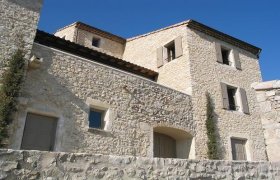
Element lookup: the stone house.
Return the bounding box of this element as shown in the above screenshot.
[2,0,279,164]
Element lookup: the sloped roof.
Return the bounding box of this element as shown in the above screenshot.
[34,30,158,81]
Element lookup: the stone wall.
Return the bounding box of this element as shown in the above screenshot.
[254,80,280,161]
[0,0,43,74]
[0,149,279,180]
[123,23,192,94]
[54,24,77,42]
[186,28,267,161]
[9,43,194,158]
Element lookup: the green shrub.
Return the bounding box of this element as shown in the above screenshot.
[0,50,25,147]
[206,92,219,159]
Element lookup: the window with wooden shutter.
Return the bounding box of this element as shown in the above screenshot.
[231,138,247,160]
[240,88,249,114]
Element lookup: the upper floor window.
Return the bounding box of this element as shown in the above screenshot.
[215,42,241,70]
[221,47,231,65]
[165,41,176,62]
[92,37,101,47]
[157,36,183,68]
[220,82,249,114]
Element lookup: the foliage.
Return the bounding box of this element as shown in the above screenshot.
[0,50,25,147]
[205,92,219,159]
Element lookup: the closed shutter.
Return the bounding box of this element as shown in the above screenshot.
[231,138,247,160]
[240,88,249,114]
[154,132,176,158]
[220,82,229,109]
[157,47,164,68]
[175,36,183,58]
[21,113,58,151]
[215,42,223,63]
[233,50,241,70]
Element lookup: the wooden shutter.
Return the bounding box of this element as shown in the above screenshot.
[215,42,223,63]
[154,132,176,158]
[221,82,229,109]
[231,138,247,160]
[175,36,183,58]
[233,50,241,70]
[240,88,249,114]
[21,113,58,151]
[157,47,164,68]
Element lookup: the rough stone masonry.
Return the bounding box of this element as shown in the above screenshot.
[0,149,280,180]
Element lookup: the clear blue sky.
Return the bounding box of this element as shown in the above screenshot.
[38,0,279,81]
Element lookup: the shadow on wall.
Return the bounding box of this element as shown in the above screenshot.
[207,94,226,160]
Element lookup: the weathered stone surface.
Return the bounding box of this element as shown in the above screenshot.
[9,43,194,158]
[0,149,279,180]
[254,82,280,161]
[0,0,42,76]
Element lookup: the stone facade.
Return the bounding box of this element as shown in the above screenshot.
[9,43,194,158]
[254,80,280,161]
[0,0,43,74]
[186,28,267,160]
[122,23,267,161]
[0,149,280,180]
[55,23,126,59]
[123,22,192,94]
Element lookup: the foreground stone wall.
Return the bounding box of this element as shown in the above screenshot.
[254,80,280,161]
[0,0,43,74]
[0,149,279,180]
[9,43,194,157]
[186,28,267,161]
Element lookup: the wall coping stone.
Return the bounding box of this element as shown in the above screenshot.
[253,80,280,91]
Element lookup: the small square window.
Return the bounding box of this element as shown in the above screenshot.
[92,37,100,47]
[89,108,105,129]
[165,41,175,62]
[221,48,230,65]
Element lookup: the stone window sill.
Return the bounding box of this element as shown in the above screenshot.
[88,128,114,137]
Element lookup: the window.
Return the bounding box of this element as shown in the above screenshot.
[227,86,238,110]
[215,42,242,70]
[89,108,105,129]
[231,138,247,160]
[157,36,183,68]
[92,37,100,47]
[165,41,176,62]
[221,47,230,65]
[221,82,249,114]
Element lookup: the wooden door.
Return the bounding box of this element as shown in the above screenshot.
[21,113,58,151]
[154,132,176,158]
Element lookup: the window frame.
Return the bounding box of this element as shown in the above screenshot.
[88,108,106,129]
